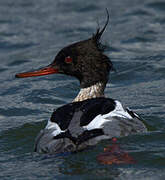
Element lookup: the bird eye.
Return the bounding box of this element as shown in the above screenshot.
[65,56,72,63]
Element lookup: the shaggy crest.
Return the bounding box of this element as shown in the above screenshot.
[92,8,110,51]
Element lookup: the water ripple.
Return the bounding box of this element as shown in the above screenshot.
[147,1,165,12]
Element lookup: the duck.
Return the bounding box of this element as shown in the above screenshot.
[15,10,147,154]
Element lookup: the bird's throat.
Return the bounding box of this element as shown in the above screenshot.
[73,82,105,102]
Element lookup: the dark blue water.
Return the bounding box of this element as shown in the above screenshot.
[0,0,165,179]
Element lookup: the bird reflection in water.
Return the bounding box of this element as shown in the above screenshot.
[97,138,136,165]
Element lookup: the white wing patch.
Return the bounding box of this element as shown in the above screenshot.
[45,120,65,137]
[83,100,133,130]
[45,101,133,134]
[108,100,133,119]
[127,107,140,118]
[83,114,112,130]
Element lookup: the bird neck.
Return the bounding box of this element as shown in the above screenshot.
[73,82,106,102]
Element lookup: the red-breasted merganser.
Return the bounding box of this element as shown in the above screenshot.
[15,11,147,154]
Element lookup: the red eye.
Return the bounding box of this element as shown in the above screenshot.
[65,56,72,63]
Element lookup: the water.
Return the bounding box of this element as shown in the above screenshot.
[0,0,165,179]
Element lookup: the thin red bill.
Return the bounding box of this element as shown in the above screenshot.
[15,66,58,78]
